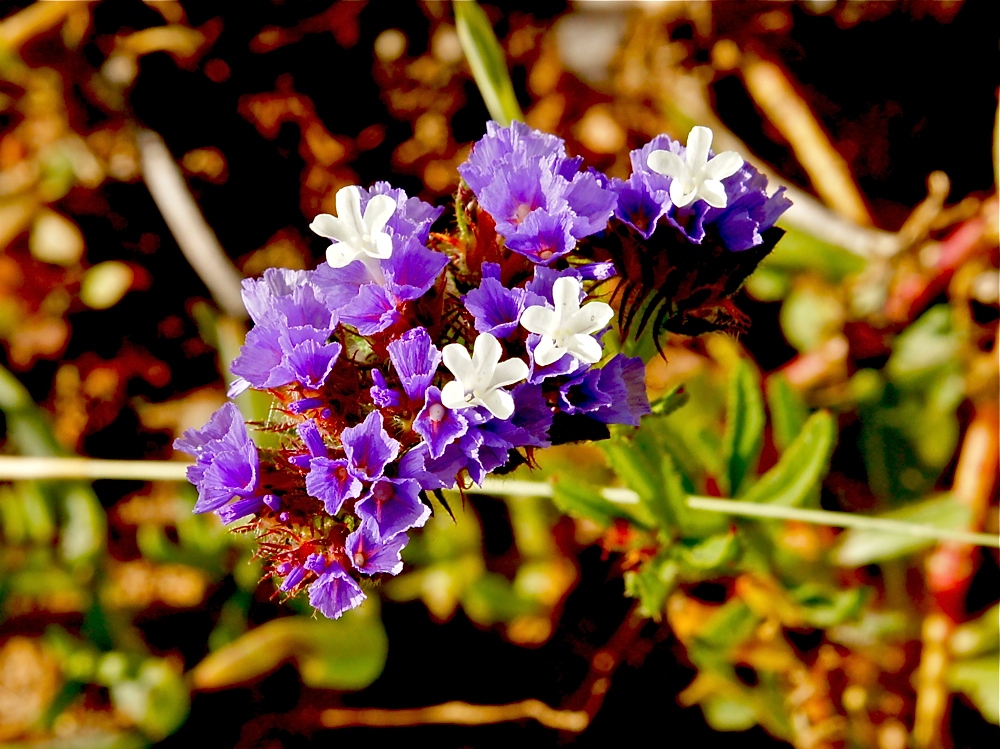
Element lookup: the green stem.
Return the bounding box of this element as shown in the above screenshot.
[685,496,1000,549]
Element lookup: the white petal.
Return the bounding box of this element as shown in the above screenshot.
[568,301,614,335]
[373,232,394,259]
[532,336,563,367]
[364,194,397,234]
[551,276,581,321]
[470,333,502,374]
[309,213,346,240]
[567,334,603,364]
[441,380,472,410]
[519,305,555,336]
[479,388,515,420]
[336,186,364,232]
[327,243,361,268]
[647,149,686,179]
[442,343,476,384]
[703,150,743,181]
[490,357,528,389]
[686,126,713,170]
[699,180,729,209]
[669,178,696,208]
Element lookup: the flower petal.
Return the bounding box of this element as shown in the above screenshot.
[646,149,686,179]
[699,180,729,209]
[704,150,743,181]
[686,126,713,170]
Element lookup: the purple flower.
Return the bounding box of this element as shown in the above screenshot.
[305,555,365,619]
[463,269,546,339]
[229,269,341,396]
[355,478,430,538]
[173,403,261,516]
[387,327,442,402]
[343,411,400,483]
[324,236,448,335]
[370,369,403,408]
[459,121,615,265]
[413,386,468,458]
[305,457,363,515]
[558,354,650,426]
[346,518,407,575]
[364,181,443,247]
[613,133,790,251]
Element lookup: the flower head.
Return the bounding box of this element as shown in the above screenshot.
[309,185,397,269]
[647,126,743,209]
[520,276,613,367]
[440,333,529,419]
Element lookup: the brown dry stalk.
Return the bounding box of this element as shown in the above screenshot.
[318,699,589,732]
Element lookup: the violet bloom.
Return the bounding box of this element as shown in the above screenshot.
[316,236,448,334]
[612,128,791,251]
[355,478,430,539]
[386,327,442,402]
[413,386,468,458]
[464,263,546,340]
[229,269,341,396]
[343,411,400,483]
[173,402,261,516]
[346,518,407,576]
[305,554,365,619]
[459,121,615,265]
[558,354,650,427]
[305,456,363,515]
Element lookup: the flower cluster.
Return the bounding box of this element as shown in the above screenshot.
[175,122,789,619]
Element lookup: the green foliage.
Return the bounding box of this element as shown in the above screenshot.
[453,0,523,126]
[722,359,764,495]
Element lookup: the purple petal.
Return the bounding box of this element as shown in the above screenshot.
[342,411,400,482]
[305,456,363,515]
[387,327,442,401]
[413,386,469,458]
[355,478,430,538]
[346,518,407,575]
[306,558,366,619]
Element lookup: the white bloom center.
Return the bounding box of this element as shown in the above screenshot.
[646,126,743,209]
[440,333,529,420]
[308,185,397,273]
[519,276,613,367]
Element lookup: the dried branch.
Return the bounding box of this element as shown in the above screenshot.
[318,699,588,732]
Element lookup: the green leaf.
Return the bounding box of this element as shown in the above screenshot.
[695,599,759,652]
[678,532,742,572]
[791,584,869,628]
[833,494,971,567]
[740,410,836,507]
[454,0,523,126]
[550,474,654,529]
[624,555,679,621]
[702,695,759,732]
[61,484,106,565]
[951,604,1000,659]
[765,224,868,281]
[462,572,537,625]
[192,602,387,692]
[110,659,190,741]
[650,384,689,416]
[765,374,808,453]
[722,359,764,495]
[948,654,1000,725]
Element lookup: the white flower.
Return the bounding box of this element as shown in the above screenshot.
[646,126,743,209]
[441,333,529,420]
[519,276,613,367]
[309,186,397,269]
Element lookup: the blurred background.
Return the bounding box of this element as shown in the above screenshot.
[0,1,997,747]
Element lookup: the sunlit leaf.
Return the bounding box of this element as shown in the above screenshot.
[765,373,808,453]
[624,555,679,621]
[834,494,972,567]
[722,359,764,495]
[740,410,836,507]
[454,0,523,126]
[948,654,1000,725]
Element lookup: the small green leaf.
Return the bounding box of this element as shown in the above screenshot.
[948,654,1000,725]
[679,532,742,571]
[454,0,523,126]
[766,224,868,281]
[192,603,388,692]
[550,475,654,529]
[765,374,808,453]
[740,410,836,507]
[702,695,758,732]
[722,359,764,495]
[462,572,537,625]
[791,584,869,628]
[696,599,759,652]
[650,385,689,416]
[833,494,971,567]
[950,604,1000,659]
[624,555,679,620]
[61,484,106,565]
[110,659,190,741]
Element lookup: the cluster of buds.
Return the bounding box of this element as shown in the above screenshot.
[175,121,791,619]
